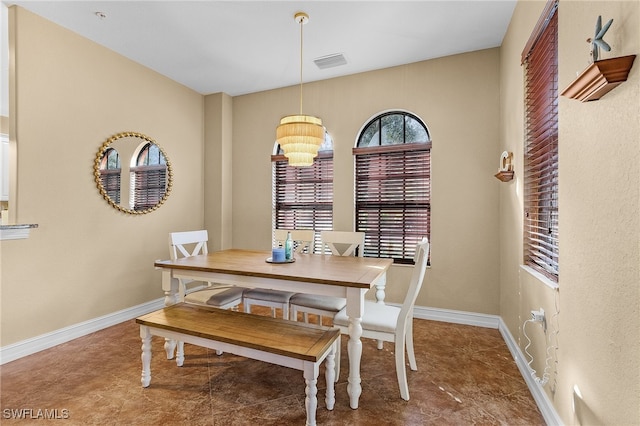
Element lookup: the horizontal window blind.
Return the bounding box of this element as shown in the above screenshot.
[130,165,167,211]
[354,143,431,264]
[523,0,559,281]
[272,153,333,252]
[100,168,121,204]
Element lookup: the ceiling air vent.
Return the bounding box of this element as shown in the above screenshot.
[313,53,347,69]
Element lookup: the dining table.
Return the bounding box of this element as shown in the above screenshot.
[154,248,393,409]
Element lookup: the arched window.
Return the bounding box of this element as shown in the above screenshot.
[99,147,121,204]
[130,143,167,211]
[272,133,334,252]
[353,111,431,264]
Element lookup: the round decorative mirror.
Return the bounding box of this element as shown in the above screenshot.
[93,132,173,214]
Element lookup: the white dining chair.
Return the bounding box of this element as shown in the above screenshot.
[242,229,315,318]
[169,230,248,356]
[273,228,315,254]
[319,230,365,257]
[289,231,365,324]
[333,237,429,401]
[169,230,245,310]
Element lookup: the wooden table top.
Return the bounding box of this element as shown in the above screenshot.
[136,303,339,362]
[155,249,393,289]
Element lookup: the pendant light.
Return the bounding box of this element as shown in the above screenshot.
[276,12,325,167]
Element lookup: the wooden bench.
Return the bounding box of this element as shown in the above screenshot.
[136,303,340,426]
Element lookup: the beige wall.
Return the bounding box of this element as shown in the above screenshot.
[2,6,503,344]
[5,2,639,424]
[231,49,502,313]
[0,7,204,345]
[500,1,639,424]
[204,93,233,251]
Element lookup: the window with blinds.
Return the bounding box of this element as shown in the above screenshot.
[131,143,168,211]
[522,0,559,282]
[272,150,333,253]
[99,148,121,204]
[131,165,167,211]
[354,112,431,264]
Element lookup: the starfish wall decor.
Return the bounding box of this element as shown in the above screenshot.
[587,15,613,62]
[562,14,636,102]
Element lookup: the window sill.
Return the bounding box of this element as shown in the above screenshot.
[520,264,559,291]
[0,224,38,240]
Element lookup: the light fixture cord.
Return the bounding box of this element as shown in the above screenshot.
[299,17,304,115]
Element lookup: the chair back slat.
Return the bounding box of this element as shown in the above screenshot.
[169,230,209,261]
[274,229,316,254]
[320,231,365,257]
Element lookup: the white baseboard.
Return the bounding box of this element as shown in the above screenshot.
[498,317,563,426]
[413,305,500,328]
[0,298,164,365]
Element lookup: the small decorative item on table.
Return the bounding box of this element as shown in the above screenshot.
[266,247,295,263]
[285,232,293,260]
[271,247,286,262]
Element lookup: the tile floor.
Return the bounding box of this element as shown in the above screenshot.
[1,306,544,425]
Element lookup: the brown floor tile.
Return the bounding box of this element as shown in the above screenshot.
[0,307,544,425]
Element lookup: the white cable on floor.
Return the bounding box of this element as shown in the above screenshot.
[522,318,549,386]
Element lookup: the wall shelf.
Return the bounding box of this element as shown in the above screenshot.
[494,171,514,182]
[561,55,636,102]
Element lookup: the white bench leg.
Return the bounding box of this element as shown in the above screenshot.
[303,362,319,426]
[324,339,337,410]
[140,326,152,387]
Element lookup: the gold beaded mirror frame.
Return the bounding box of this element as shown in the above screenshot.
[93,131,173,214]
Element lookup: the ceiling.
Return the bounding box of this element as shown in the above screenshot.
[2,1,516,97]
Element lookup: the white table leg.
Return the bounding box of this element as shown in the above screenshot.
[374,273,386,304]
[161,271,179,359]
[164,336,176,360]
[303,362,319,426]
[346,288,365,409]
[374,274,386,349]
[325,339,337,411]
[176,341,184,367]
[140,326,152,387]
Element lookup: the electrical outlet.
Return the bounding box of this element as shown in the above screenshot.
[531,308,546,332]
[531,308,545,322]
